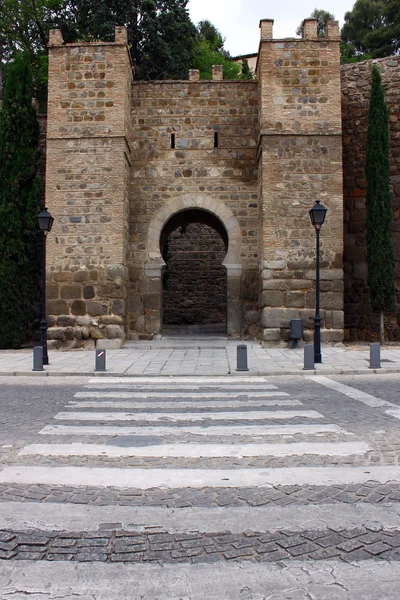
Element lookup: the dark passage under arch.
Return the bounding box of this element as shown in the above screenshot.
[161,209,228,331]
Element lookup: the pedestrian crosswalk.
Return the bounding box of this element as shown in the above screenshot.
[0,376,371,487]
[2,375,400,599]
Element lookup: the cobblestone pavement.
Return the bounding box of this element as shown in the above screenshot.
[2,526,400,563]
[1,375,400,598]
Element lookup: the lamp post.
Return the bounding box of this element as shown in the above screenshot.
[309,200,327,364]
[38,207,54,365]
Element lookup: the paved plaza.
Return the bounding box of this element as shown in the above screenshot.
[1,336,400,377]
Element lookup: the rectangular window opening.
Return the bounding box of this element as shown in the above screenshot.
[214,132,219,148]
[171,133,175,149]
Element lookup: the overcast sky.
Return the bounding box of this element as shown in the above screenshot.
[187,0,355,56]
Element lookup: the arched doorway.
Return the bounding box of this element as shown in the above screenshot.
[160,210,228,332]
[145,195,243,336]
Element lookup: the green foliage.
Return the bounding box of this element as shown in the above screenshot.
[0,0,63,102]
[61,0,198,80]
[0,1,198,81]
[341,0,400,59]
[296,8,335,38]
[197,20,224,52]
[340,41,372,64]
[240,58,254,80]
[191,39,241,80]
[0,53,42,348]
[365,65,395,314]
[192,19,241,80]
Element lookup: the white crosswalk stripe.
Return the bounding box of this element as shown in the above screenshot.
[75,390,289,398]
[38,423,351,437]
[19,441,370,458]
[54,409,324,422]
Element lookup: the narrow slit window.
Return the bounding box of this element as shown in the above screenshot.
[171,133,175,149]
[214,132,219,148]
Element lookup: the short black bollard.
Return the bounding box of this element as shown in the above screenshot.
[32,346,44,371]
[236,345,249,371]
[303,344,315,370]
[370,343,381,369]
[95,349,106,372]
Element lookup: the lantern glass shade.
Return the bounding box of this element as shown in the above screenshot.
[309,200,327,229]
[38,208,54,232]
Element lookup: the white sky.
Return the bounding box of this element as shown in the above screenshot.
[187,0,355,56]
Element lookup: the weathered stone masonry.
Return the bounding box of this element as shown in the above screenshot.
[258,19,343,343]
[342,55,400,341]
[44,20,344,347]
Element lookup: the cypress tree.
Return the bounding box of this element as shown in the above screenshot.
[0,52,42,348]
[365,64,395,343]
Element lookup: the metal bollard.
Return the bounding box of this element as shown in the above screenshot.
[95,349,106,372]
[32,346,44,371]
[303,344,315,370]
[236,345,249,371]
[370,343,381,369]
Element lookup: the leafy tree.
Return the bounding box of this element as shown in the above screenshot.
[192,18,241,79]
[296,8,335,37]
[0,53,42,348]
[0,1,198,81]
[341,0,400,59]
[191,39,241,80]
[240,57,254,80]
[365,65,395,344]
[60,0,198,79]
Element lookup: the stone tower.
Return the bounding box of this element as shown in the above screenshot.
[44,19,343,348]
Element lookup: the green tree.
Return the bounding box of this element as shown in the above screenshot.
[191,39,241,79]
[197,20,224,52]
[0,53,42,348]
[0,1,198,81]
[365,65,395,343]
[240,57,254,80]
[192,18,241,79]
[296,8,335,37]
[60,0,198,79]
[341,0,400,59]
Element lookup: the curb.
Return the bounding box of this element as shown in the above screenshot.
[2,368,400,378]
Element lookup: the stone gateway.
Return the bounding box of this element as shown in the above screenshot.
[44,19,345,348]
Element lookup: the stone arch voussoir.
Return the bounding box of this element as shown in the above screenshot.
[145,195,242,277]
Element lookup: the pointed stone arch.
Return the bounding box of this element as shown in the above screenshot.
[144,195,243,335]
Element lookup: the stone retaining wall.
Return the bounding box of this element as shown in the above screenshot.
[342,56,400,340]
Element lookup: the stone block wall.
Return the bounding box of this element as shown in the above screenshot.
[162,223,227,327]
[258,19,344,342]
[44,27,132,348]
[342,56,400,340]
[128,79,259,338]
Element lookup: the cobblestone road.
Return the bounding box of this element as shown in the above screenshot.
[1,375,400,598]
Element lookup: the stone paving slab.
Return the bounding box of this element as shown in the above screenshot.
[2,340,400,377]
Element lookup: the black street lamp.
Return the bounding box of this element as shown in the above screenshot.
[38,207,54,365]
[309,200,327,364]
